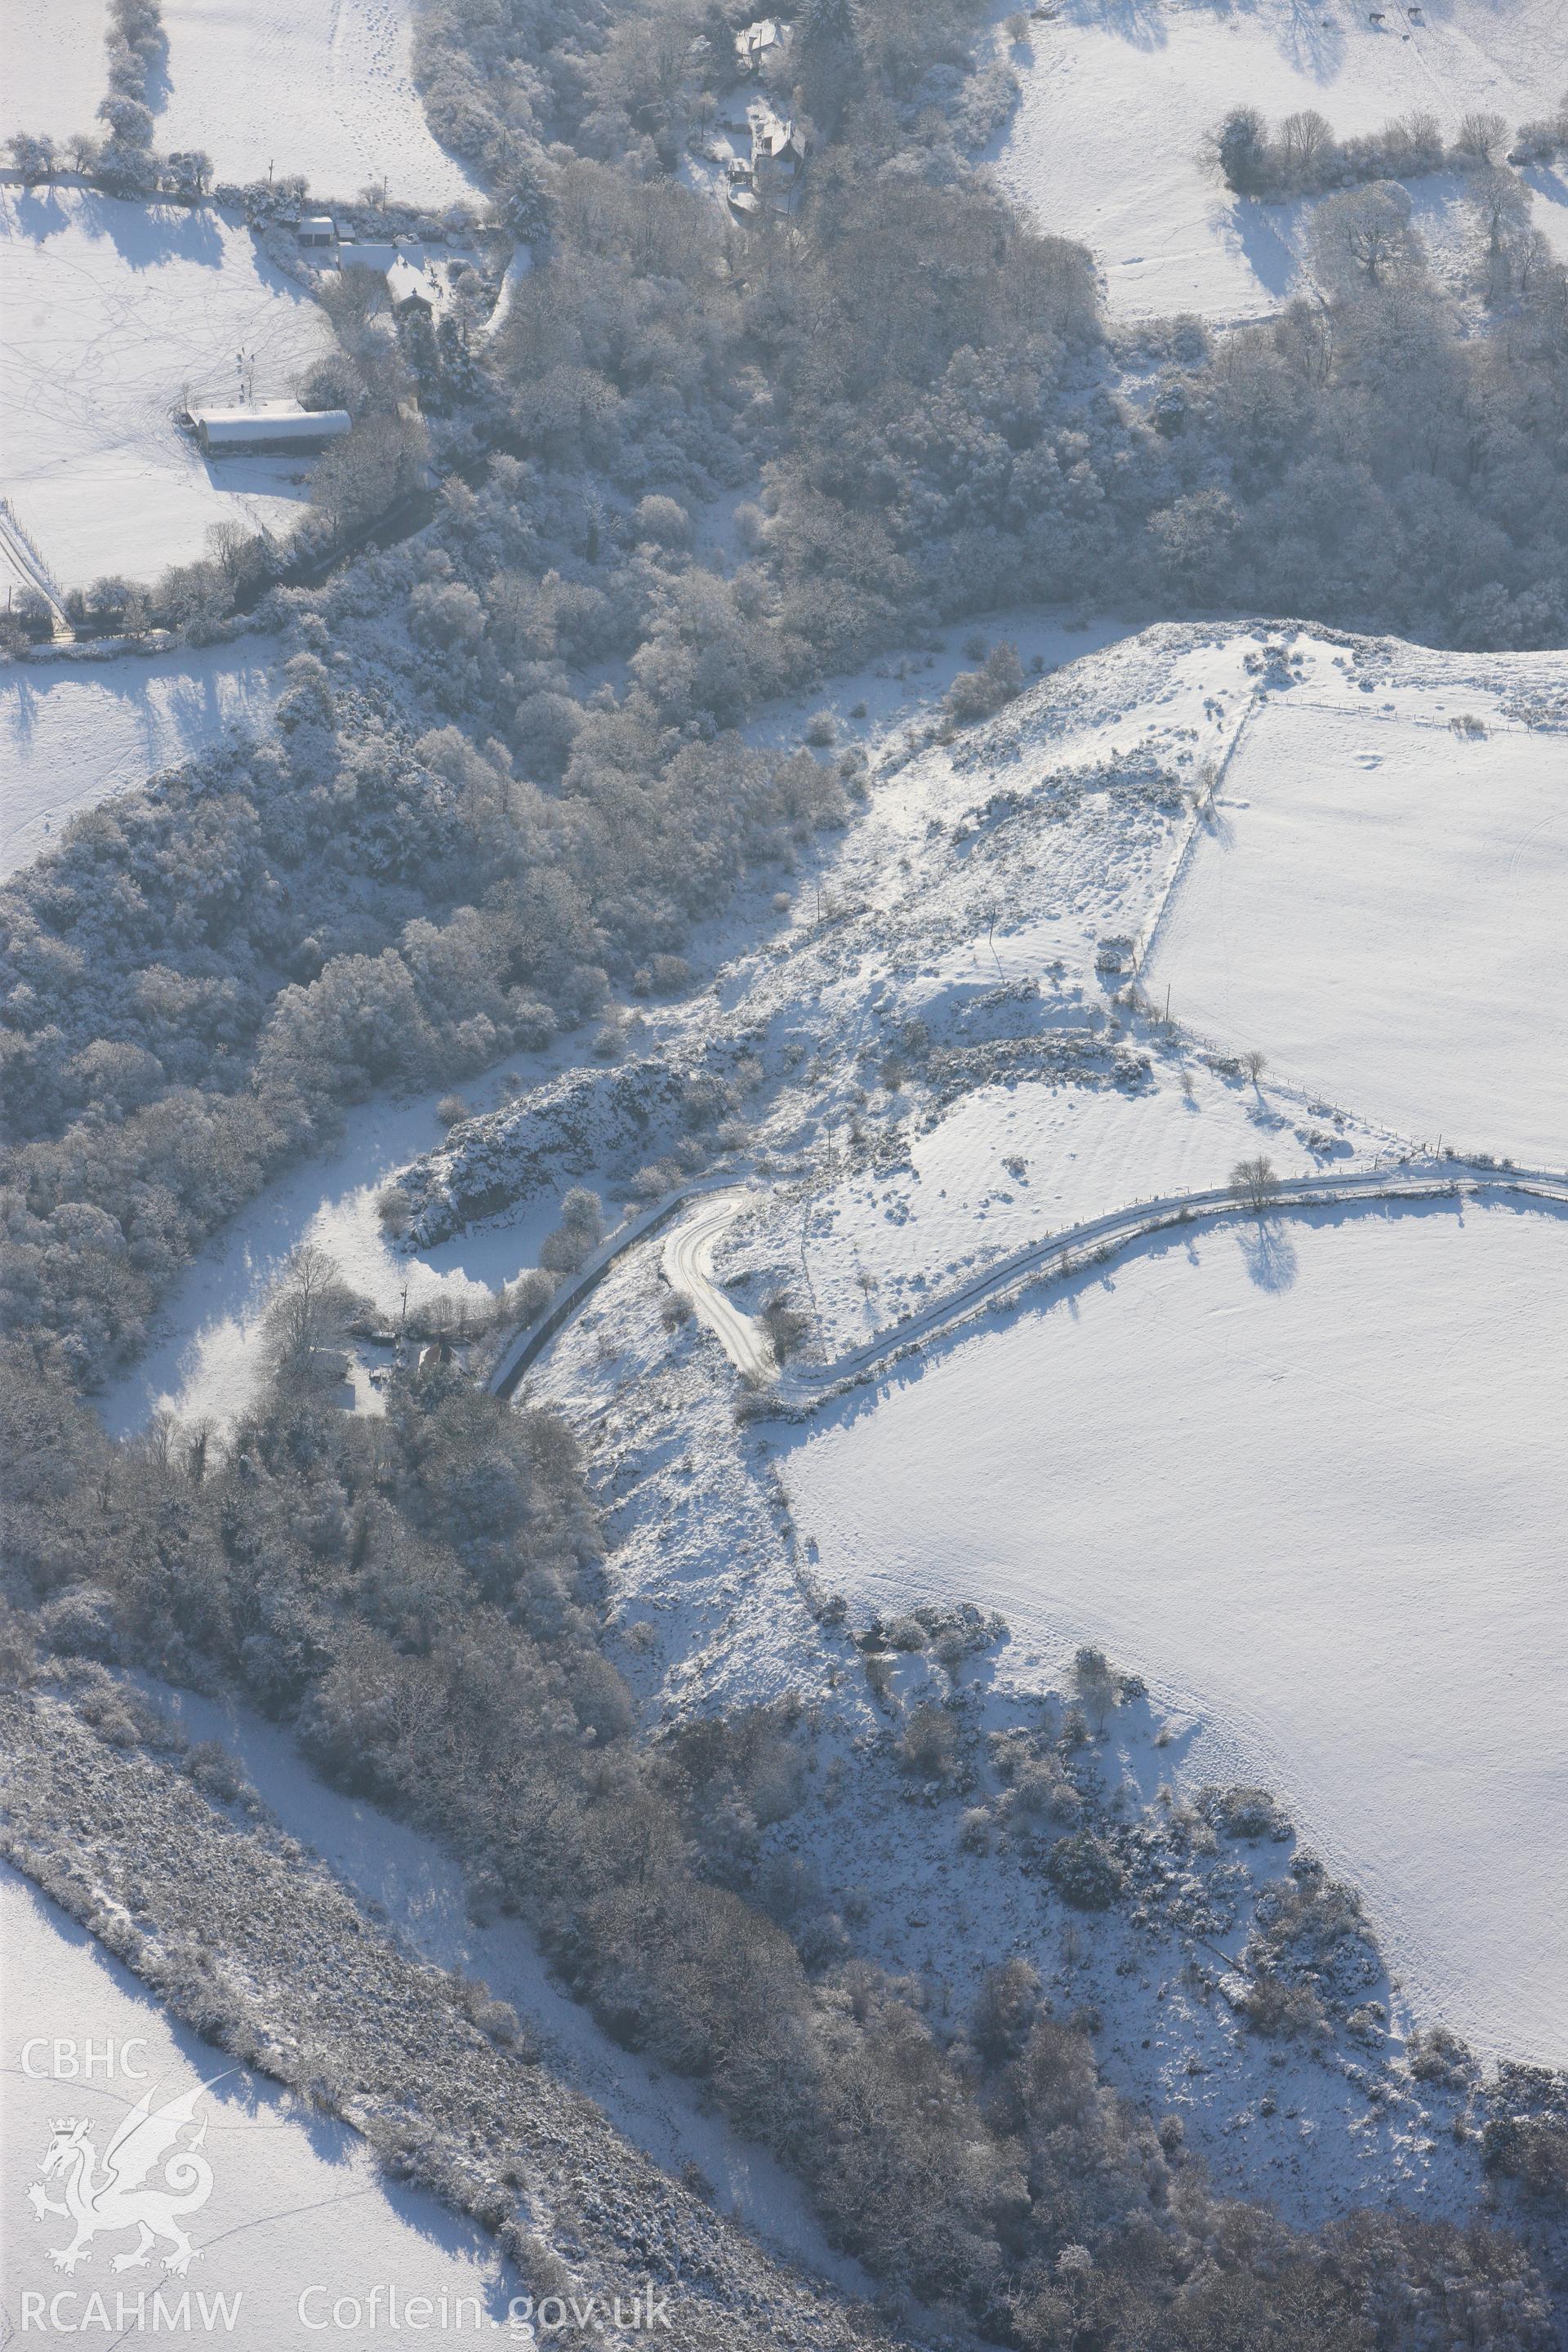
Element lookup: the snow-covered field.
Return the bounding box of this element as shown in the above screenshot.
[782,1196,1568,2067]
[0,1864,509,2348]
[0,186,328,589]
[1,639,277,879]
[0,0,107,148]
[988,0,1568,318]
[1146,703,1568,1165]
[156,0,478,207]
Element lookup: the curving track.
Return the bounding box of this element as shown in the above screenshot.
[660,1189,774,1379]
[666,1162,1568,1410]
[493,1162,1568,1407]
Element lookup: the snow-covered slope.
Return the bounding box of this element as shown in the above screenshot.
[988,0,1568,318]
[111,620,1565,1435]
[1,188,329,589]
[1,640,278,880]
[156,0,479,207]
[72,614,1568,2209]
[139,1686,866,2287]
[782,1196,1568,2068]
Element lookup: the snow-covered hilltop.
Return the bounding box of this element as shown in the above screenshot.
[6,0,1568,2330]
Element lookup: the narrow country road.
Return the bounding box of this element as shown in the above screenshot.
[494,1160,1568,1408]
[661,1190,775,1378]
[677,1161,1568,1409]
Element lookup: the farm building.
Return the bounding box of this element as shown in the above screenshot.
[190,400,351,454]
[297,216,337,248]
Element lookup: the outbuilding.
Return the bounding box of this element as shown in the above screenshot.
[191,400,352,454]
[298,216,337,248]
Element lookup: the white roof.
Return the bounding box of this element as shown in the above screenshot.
[748,103,802,161]
[387,256,435,306]
[337,240,423,275]
[194,403,351,445]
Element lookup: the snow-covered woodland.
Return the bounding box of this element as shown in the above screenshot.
[3,0,1567,2345]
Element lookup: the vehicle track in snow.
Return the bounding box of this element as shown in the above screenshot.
[661,1188,775,1378]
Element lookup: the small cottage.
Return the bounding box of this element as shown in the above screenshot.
[386,255,437,310]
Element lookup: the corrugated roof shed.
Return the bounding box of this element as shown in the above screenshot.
[192,402,352,451]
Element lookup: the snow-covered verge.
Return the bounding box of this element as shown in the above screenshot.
[0,637,278,880]
[155,0,479,207]
[0,0,107,148]
[987,0,1568,318]
[0,1686,879,2351]
[1145,702,1568,1165]
[0,1861,509,2350]
[0,186,328,590]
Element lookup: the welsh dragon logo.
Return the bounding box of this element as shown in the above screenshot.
[27,2076,224,2275]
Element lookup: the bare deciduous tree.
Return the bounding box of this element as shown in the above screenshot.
[261,1245,370,1384]
[1453,109,1510,167]
[1232,1155,1282,1214]
[1309,181,1419,288]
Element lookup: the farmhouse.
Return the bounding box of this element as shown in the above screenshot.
[735,16,789,72]
[190,399,351,454]
[336,239,425,275]
[748,101,806,199]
